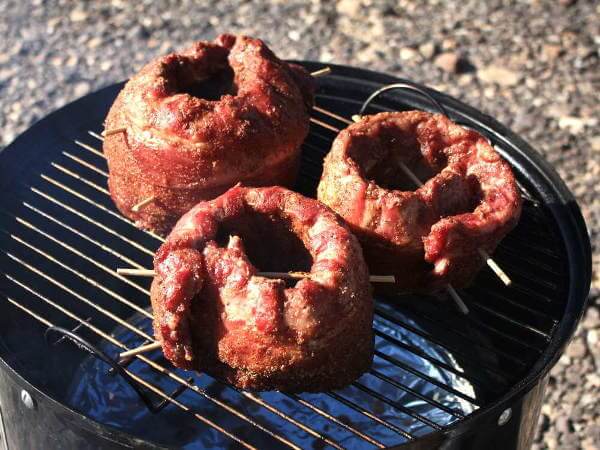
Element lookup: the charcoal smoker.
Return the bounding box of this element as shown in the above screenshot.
[0,63,591,449]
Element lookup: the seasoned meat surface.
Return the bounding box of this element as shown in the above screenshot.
[318,111,522,291]
[104,34,315,235]
[151,186,373,392]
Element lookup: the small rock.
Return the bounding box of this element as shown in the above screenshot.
[100,60,112,72]
[441,38,456,50]
[419,41,436,59]
[582,306,599,328]
[566,337,587,359]
[483,86,496,98]
[434,52,459,73]
[50,56,63,67]
[65,54,77,67]
[399,47,418,61]
[543,44,563,61]
[591,137,600,153]
[561,31,579,47]
[87,37,102,49]
[478,65,521,86]
[587,329,598,347]
[547,104,572,119]
[556,416,572,434]
[336,0,361,17]
[47,17,61,29]
[287,30,300,42]
[544,430,559,450]
[558,116,599,135]
[581,438,599,450]
[457,73,473,86]
[69,9,88,22]
[587,372,600,388]
[580,393,597,406]
[525,77,537,89]
[73,81,90,98]
[559,0,576,6]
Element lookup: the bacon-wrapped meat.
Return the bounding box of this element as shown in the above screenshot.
[150,186,373,392]
[103,34,315,235]
[317,111,522,292]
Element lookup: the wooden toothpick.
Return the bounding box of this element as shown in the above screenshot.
[116,268,395,283]
[131,196,156,213]
[310,67,332,78]
[119,341,162,359]
[102,127,126,137]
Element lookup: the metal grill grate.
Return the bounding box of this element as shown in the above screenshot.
[0,73,573,449]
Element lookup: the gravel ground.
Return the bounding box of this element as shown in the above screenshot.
[0,1,598,448]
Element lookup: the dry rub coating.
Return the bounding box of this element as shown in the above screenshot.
[103,34,315,235]
[318,111,522,292]
[150,186,373,392]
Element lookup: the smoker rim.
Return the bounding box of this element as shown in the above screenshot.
[0,61,592,447]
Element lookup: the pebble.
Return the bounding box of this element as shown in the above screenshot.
[73,81,90,98]
[566,337,588,359]
[87,37,102,49]
[399,47,419,61]
[336,0,361,16]
[434,52,460,73]
[477,65,521,86]
[69,8,88,22]
[556,416,573,434]
[558,116,598,135]
[419,41,436,59]
[587,329,598,347]
[543,44,563,61]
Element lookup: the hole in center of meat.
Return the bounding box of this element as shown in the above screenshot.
[349,125,480,218]
[177,64,238,101]
[364,152,435,192]
[350,130,438,191]
[215,212,313,282]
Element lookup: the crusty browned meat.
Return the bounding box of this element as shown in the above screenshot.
[318,111,522,292]
[150,186,373,392]
[103,34,314,235]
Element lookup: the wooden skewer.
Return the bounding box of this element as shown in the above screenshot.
[368,275,396,283]
[116,268,395,283]
[131,196,156,213]
[117,268,155,276]
[259,271,308,280]
[309,117,339,132]
[397,160,425,187]
[310,67,332,78]
[313,106,354,125]
[478,248,512,286]
[101,127,126,137]
[446,285,470,315]
[119,341,161,359]
[118,276,396,360]
[122,272,461,360]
